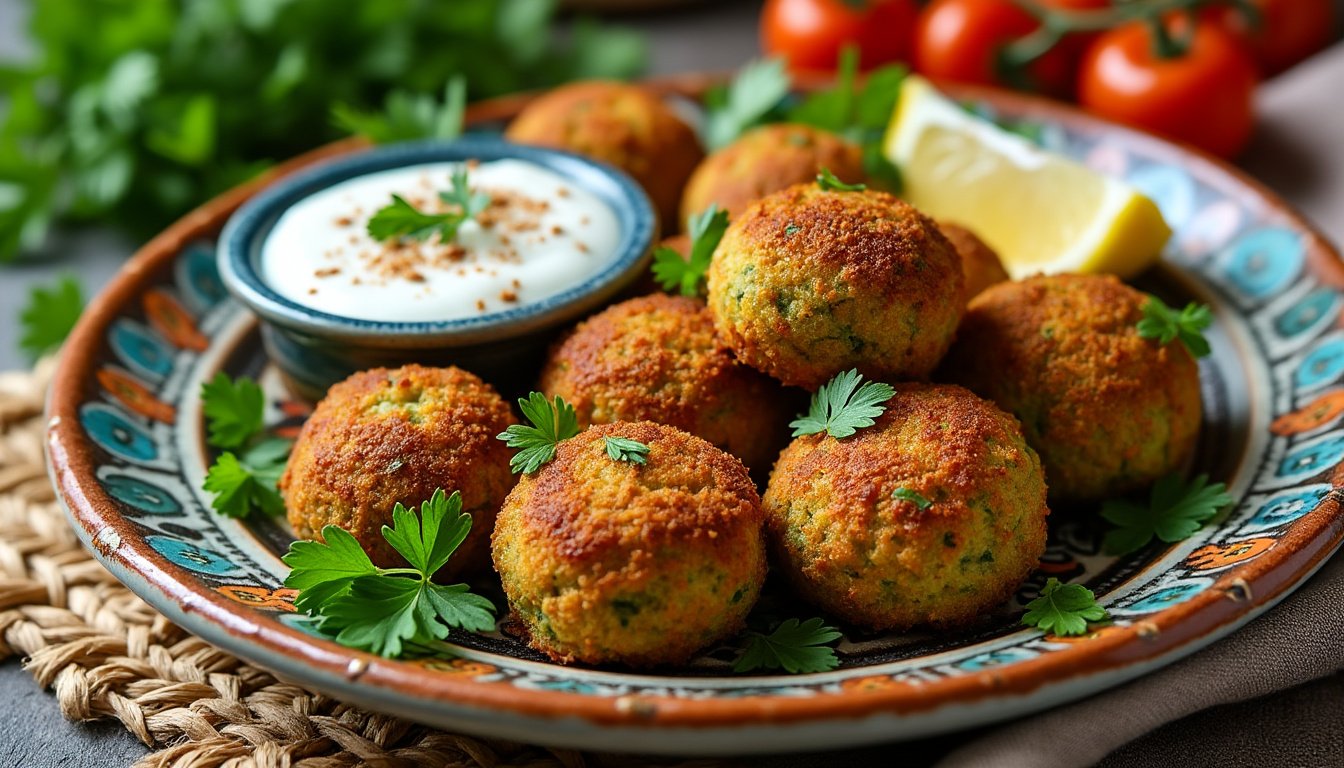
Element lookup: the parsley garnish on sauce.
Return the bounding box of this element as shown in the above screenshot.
[1101,473,1233,555]
[733,617,843,674]
[18,274,84,361]
[815,167,866,192]
[282,488,496,658]
[1021,578,1108,637]
[366,165,489,243]
[790,369,896,439]
[200,372,292,519]
[496,392,581,474]
[651,204,729,297]
[1137,296,1213,358]
[604,436,651,465]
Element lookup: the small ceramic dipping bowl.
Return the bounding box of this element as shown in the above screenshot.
[219,137,657,400]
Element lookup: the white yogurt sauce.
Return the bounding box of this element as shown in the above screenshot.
[260,159,621,322]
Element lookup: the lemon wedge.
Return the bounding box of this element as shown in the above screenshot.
[884,76,1171,280]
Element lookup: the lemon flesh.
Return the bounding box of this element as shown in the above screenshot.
[885,76,1171,280]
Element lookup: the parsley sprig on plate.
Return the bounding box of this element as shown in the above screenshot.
[1137,296,1213,358]
[651,204,729,297]
[200,373,292,519]
[791,369,896,439]
[734,617,843,674]
[18,275,84,361]
[282,489,496,658]
[497,392,581,474]
[367,166,489,244]
[1021,578,1108,637]
[1102,473,1233,555]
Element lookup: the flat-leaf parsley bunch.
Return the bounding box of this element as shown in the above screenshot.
[283,489,496,658]
[200,373,291,519]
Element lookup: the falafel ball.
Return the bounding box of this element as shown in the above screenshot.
[504,80,702,230]
[940,221,1010,302]
[282,365,515,577]
[680,124,865,223]
[539,294,792,472]
[763,384,1048,631]
[707,183,964,389]
[492,421,766,667]
[940,274,1202,503]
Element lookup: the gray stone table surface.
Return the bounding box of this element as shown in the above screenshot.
[3,1,1344,766]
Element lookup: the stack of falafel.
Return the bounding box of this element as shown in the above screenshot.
[281,81,1201,668]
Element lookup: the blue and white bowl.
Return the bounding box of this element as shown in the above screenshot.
[218,137,657,399]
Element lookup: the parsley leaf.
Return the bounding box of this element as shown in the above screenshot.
[200,373,291,519]
[333,76,466,144]
[604,437,650,465]
[201,372,266,451]
[892,487,932,510]
[704,58,792,150]
[496,392,581,474]
[1021,577,1108,637]
[202,451,286,519]
[18,274,84,361]
[733,617,843,674]
[367,167,487,243]
[790,369,896,439]
[1101,473,1234,555]
[282,489,496,658]
[816,167,866,192]
[787,47,906,193]
[1136,296,1213,358]
[651,204,729,296]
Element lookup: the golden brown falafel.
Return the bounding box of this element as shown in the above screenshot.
[940,274,1202,503]
[764,384,1048,631]
[707,183,964,389]
[940,221,1010,302]
[680,124,865,223]
[504,80,702,230]
[281,365,515,577]
[492,421,766,667]
[539,294,792,472]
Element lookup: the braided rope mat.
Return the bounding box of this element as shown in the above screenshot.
[0,361,715,768]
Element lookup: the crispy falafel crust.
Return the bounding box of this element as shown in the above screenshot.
[492,421,767,667]
[539,294,791,472]
[680,124,865,223]
[281,365,516,577]
[940,274,1202,502]
[764,384,1048,632]
[707,184,964,389]
[503,80,702,230]
[940,221,1010,302]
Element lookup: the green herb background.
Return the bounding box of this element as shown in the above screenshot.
[0,0,646,263]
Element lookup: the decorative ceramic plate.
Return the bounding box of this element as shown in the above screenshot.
[48,80,1344,755]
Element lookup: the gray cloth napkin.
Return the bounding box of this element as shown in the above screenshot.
[937,44,1344,768]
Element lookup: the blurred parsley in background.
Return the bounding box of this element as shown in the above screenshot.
[0,0,646,262]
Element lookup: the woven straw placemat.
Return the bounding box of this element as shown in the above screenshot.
[1,360,713,768]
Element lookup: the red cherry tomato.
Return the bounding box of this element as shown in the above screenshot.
[1078,18,1259,158]
[913,0,1075,97]
[760,0,920,73]
[1206,0,1335,75]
